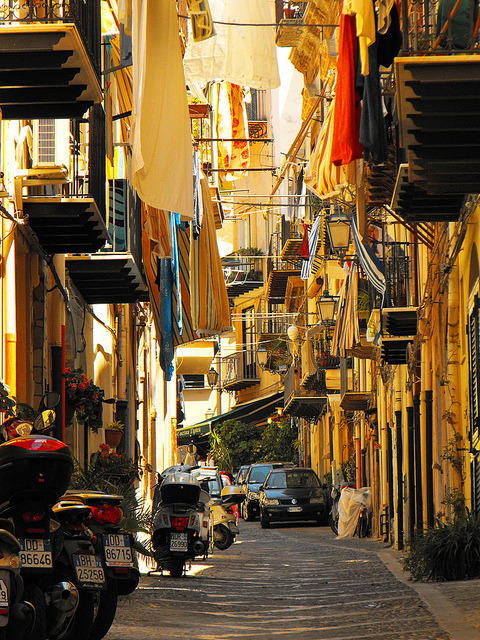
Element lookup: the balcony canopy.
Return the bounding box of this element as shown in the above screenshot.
[66,253,149,304]
[23,197,109,255]
[396,56,480,195]
[0,24,102,119]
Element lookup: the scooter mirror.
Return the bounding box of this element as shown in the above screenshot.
[15,422,32,437]
[42,391,61,409]
[34,409,56,431]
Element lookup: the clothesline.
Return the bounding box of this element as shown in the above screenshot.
[178,15,339,28]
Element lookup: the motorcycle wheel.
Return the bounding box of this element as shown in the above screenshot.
[88,577,118,640]
[214,525,233,550]
[61,590,95,640]
[23,583,47,640]
[169,557,185,578]
[356,509,370,539]
[329,513,338,536]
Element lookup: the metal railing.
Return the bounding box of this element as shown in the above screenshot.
[221,350,259,387]
[400,0,480,54]
[222,256,264,286]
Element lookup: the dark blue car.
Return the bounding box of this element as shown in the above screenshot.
[259,468,328,528]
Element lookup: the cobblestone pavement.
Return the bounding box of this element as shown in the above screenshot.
[104,521,466,640]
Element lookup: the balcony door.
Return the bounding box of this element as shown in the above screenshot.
[242,307,256,379]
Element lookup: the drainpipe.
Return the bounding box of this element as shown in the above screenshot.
[3,215,16,396]
[395,368,404,550]
[406,387,416,540]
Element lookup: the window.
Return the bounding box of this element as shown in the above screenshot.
[246,89,267,121]
[37,119,56,164]
[182,374,206,389]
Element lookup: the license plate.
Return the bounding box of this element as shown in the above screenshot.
[170,532,188,552]
[73,555,105,586]
[19,539,52,569]
[0,578,9,620]
[288,506,302,513]
[102,534,134,567]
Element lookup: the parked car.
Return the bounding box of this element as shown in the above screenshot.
[259,467,329,528]
[241,462,295,521]
[234,465,251,486]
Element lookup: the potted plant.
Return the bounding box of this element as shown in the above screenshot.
[104,421,124,449]
[63,367,105,432]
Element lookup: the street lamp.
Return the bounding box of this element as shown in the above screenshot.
[256,343,269,370]
[317,290,339,327]
[206,367,219,388]
[326,205,351,257]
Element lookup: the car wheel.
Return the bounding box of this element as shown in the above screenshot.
[243,502,254,522]
[260,510,270,529]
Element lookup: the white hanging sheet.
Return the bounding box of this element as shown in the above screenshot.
[131,0,193,219]
[183,0,280,90]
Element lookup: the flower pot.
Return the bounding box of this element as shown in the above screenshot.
[105,429,123,449]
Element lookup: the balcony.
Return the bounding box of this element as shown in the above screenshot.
[395,55,480,196]
[284,365,327,420]
[222,255,264,300]
[391,164,466,223]
[15,166,109,255]
[380,307,417,364]
[65,178,149,304]
[0,0,102,119]
[221,350,260,391]
[340,392,372,413]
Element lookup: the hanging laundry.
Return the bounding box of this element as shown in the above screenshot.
[131,0,193,219]
[301,216,322,280]
[192,149,203,239]
[183,0,280,90]
[343,0,376,75]
[331,12,364,167]
[190,173,232,335]
[186,0,215,42]
[214,82,250,183]
[357,12,387,164]
[297,223,310,260]
[304,99,352,198]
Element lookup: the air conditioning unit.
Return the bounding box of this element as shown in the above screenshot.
[33,119,70,168]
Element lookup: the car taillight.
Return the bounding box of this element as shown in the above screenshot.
[225,507,234,515]
[171,517,189,531]
[89,505,123,526]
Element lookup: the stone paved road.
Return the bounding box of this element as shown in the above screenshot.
[105,521,451,640]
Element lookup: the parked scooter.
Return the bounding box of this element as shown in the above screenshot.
[151,469,209,577]
[0,398,104,640]
[0,518,35,640]
[209,485,245,551]
[62,490,139,640]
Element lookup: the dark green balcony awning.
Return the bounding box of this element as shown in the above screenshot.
[177,391,283,442]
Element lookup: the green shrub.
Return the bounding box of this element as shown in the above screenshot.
[404,513,480,581]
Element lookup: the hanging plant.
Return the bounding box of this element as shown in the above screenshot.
[63,368,104,431]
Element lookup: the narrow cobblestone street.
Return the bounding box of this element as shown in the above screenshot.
[104,521,472,640]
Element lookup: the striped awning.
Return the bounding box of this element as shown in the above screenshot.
[331,263,360,358]
[190,173,232,336]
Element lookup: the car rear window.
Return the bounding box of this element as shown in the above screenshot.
[248,465,271,483]
[266,470,320,489]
